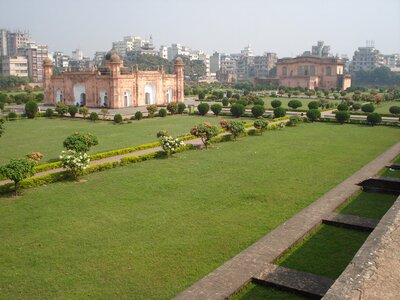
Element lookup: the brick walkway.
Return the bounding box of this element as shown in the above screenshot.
[174,142,400,300]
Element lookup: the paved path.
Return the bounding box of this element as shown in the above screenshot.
[174,142,400,300]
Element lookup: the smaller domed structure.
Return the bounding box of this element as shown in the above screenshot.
[175,57,184,65]
[105,49,122,63]
[43,57,53,66]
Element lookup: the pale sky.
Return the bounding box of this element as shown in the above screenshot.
[1,0,399,58]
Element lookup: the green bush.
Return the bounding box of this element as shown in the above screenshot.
[251,105,265,118]
[306,109,321,121]
[197,103,210,116]
[367,112,382,126]
[237,99,248,106]
[210,103,222,116]
[25,100,38,119]
[362,103,375,113]
[114,114,123,123]
[166,102,178,114]
[135,111,143,120]
[352,103,361,111]
[55,103,68,117]
[273,107,286,118]
[230,103,245,118]
[253,98,265,106]
[45,108,54,118]
[177,102,186,114]
[89,112,99,121]
[222,98,229,106]
[287,115,301,126]
[159,108,167,117]
[8,111,17,120]
[271,99,282,108]
[146,105,158,117]
[287,100,302,109]
[337,103,349,111]
[68,105,78,117]
[335,111,350,124]
[389,106,400,115]
[198,91,205,100]
[0,158,36,192]
[78,106,89,119]
[253,118,268,133]
[63,132,98,152]
[308,101,319,109]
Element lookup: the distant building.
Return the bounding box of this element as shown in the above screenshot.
[72,49,83,61]
[53,51,70,72]
[93,51,107,66]
[127,36,158,58]
[350,44,384,73]
[0,29,30,56]
[113,36,149,57]
[383,53,400,69]
[311,41,331,57]
[210,52,221,74]
[18,43,49,82]
[217,54,237,83]
[277,56,351,90]
[1,56,28,77]
[167,44,191,61]
[252,53,278,78]
[159,46,168,60]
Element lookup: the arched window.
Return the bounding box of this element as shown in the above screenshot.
[282,66,287,76]
[55,89,63,103]
[124,90,131,107]
[326,66,332,76]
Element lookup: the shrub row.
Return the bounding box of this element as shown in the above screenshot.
[317,117,399,127]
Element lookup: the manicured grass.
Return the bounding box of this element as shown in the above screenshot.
[276,225,369,279]
[0,115,239,164]
[380,168,400,178]
[0,123,398,299]
[337,191,398,220]
[232,283,310,300]
[261,97,340,109]
[373,101,400,114]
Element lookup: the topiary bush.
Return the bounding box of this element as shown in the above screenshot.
[114,114,123,124]
[55,103,68,117]
[337,103,349,111]
[177,102,186,114]
[166,102,178,114]
[222,98,229,106]
[78,106,89,119]
[25,100,38,119]
[230,103,245,118]
[211,103,222,116]
[237,99,248,106]
[159,108,167,117]
[352,103,361,111]
[63,132,98,152]
[45,108,54,118]
[89,112,99,121]
[367,112,382,126]
[287,100,302,110]
[271,99,282,108]
[251,105,265,118]
[273,107,286,118]
[362,103,375,113]
[335,111,350,124]
[253,98,265,106]
[389,106,400,115]
[146,105,158,117]
[308,101,319,109]
[8,111,17,120]
[135,111,143,120]
[68,105,78,117]
[197,103,210,116]
[306,109,321,121]
[198,91,205,100]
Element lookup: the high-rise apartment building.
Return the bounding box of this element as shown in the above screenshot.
[1,56,28,77]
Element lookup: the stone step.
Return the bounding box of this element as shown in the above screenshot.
[357,177,400,194]
[322,213,378,232]
[254,265,335,298]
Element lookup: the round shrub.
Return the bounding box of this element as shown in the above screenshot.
[197,103,210,116]
[352,103,361,111]
[89,112,99,121]
[8,111,17,120]
[135,111,143,120]
[222,98,229,106]
[335,111,350,124]
[237,99,248,106]
[68,105,78,117]
[63,132,98,152]
[308,101,319,109]
[287,100,302,110]
[211,103,222,116]
[271,99,282,108]
[273,107,286,118]
[306,109,321,121]
[25,100,38,119]
[389,106,400,115]
[166,102,178,114]
[362,103,375,113]
[159,108,167,117]
[367,112,382,126]
[337,103,349,111]
[253,98,265,106]
[177,102,186,114]
[230,103,245,118]
[198,91,205,100]
[114,113,123,124]
[45,108,54,118]
[251,105,265,118]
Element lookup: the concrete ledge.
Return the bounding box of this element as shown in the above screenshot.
[254,265,334,298]
[323,213,379,232]
[357,177,400,194]
[323,195,400,300]
[389,163,400,170]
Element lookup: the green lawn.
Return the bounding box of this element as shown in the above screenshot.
[0,123,399,299]
[381,168,400,178]
[337,191,398,220]
[373,101,400,114]
[261,97,340,109]
[276,225,369,279]
[232,283,310,300]
[0,115,238,164]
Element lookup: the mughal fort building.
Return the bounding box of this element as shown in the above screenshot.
[276,56,351,90]
[43,51,184,108]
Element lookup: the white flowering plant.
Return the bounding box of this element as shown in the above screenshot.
[60,150,90,179]
[159,135,185,157]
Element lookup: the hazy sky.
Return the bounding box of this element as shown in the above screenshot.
[1,0,399,58]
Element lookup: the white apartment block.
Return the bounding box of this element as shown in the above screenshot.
[350,46,384,73]
[159,46,168,60]
[1,56,28,77]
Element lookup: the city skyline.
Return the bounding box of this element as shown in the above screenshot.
[1,0,399,58]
